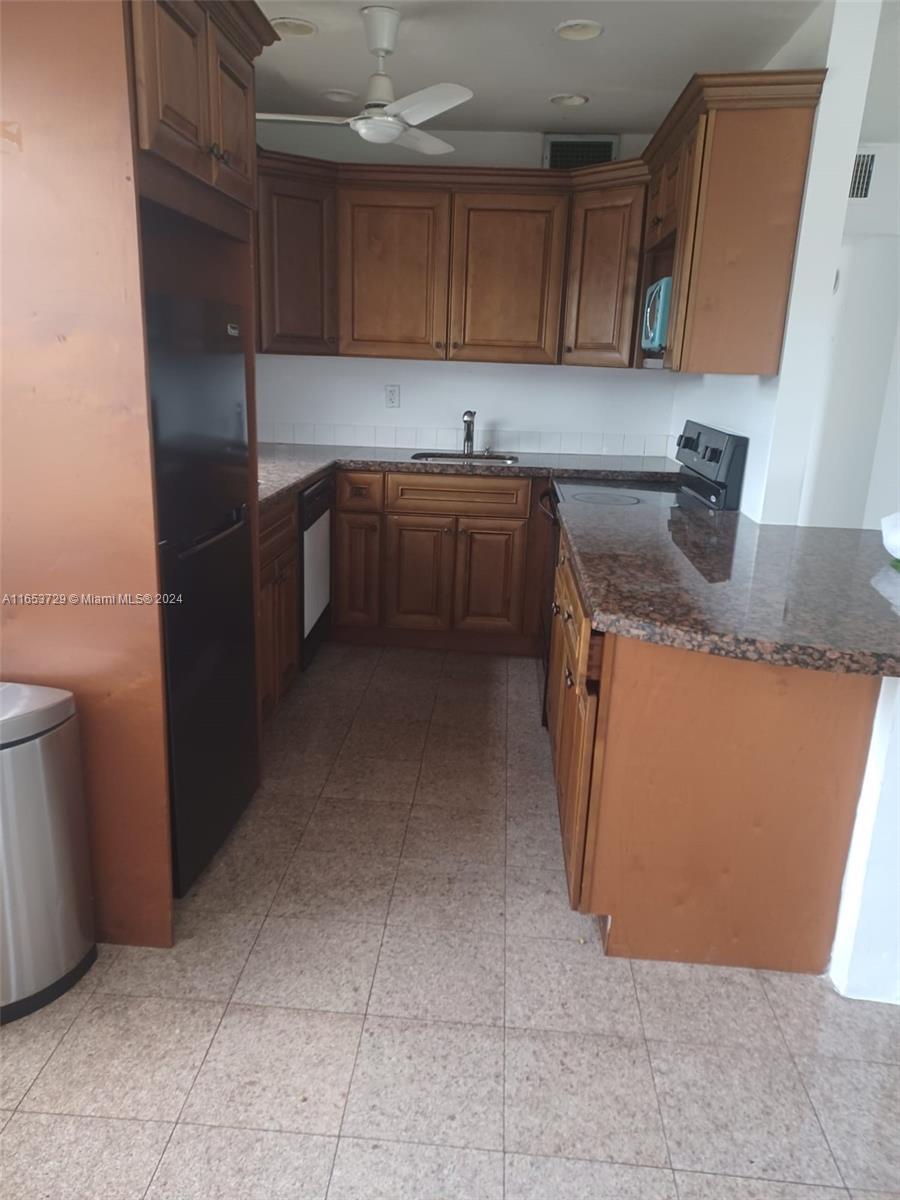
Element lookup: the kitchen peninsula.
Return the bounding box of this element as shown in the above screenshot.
[258,442,898,974]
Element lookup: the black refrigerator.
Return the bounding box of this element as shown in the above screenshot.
[146,292,258,896]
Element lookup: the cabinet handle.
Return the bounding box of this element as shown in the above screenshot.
[565,345,573,353]
[434,341,444,350]
[443,527,453,535]
[650,215,663,227]
[563,609,574,623]
[564,667,574,688]
[551,601,561,616]
[452,341,461,350]
[209,142,223,160]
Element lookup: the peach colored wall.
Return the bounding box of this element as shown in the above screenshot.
[1,1,172,946]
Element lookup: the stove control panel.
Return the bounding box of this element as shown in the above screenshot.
[675,420,748,511]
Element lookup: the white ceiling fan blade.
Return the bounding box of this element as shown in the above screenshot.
[384,84,473,127]
[395,127,455,156]
[255,113,351,125]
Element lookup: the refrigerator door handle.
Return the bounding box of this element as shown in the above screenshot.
[176,505,248,561]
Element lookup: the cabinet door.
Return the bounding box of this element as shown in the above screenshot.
[562,185,645,369]
[449,192,569,364]
[258,171,336,354]
[275,549,300,697]
[258,555,279,721]
[644,167,664,247]
[384,515,455,631]
[338,188,450,359]
[558,662,599,908]
[132,0,212,183]
[334,511,381,627]
[208,21,256,206]
[453,517,527,634]
[546,587,567,762]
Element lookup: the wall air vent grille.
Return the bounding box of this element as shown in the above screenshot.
[543,134,619,169]
[850,153,875,198]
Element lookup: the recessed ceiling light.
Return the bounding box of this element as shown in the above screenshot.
[271,16,318,36]
[555,19,604,41]
[550,93,589,107]
[320,88,358,104]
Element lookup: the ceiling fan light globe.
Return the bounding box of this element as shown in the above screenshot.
[351,114,404,143]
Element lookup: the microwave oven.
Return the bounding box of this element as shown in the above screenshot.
[641,276,672,353]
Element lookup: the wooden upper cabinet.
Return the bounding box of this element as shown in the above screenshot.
[258,166,336,354]
[207,20,255,205]
[384,514,455,631]
[453,517,527,634]
[132,0,212,182]
[562,185,645,369]
[338,188,450,359]
[448,192,569,364]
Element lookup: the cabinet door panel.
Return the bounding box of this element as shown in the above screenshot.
[258,556,279,721]
[208,23,255,205]
[132,0,212,182]
[449,193,568,364]
[334,511,381,627]
[560,670,598,908]
[275,550,299,696]
[453,517,527,633]
[562,185,645,368]
[258,172,336,354]
[338,189,450,358]
[384,515,455,631]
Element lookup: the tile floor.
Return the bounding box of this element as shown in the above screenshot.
[1,646,898,1199]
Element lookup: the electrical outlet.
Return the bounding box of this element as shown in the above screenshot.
[385,384,401,409]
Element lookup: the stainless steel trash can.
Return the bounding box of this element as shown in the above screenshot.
[1,683,96,1023]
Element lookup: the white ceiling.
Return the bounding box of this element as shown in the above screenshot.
[256,0,821,134]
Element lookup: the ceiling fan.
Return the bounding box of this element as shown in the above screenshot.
[256,5,473,155]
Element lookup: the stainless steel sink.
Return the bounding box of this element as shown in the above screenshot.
[410,451,519,465]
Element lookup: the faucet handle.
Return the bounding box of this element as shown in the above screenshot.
[462,409,476,420]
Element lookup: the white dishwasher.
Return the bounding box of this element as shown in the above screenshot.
[299,475,335,666]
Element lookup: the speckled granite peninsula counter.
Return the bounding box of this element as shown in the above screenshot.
[554,482,900,677]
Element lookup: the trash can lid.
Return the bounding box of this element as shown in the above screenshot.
[0,682,75,745]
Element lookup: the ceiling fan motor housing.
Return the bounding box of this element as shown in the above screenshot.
[361,6,401,57]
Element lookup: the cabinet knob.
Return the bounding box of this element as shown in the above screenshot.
[434,341,444,350]
[565,345,573,353]
[451,341,461,350]
[563,609,574,623]
[443,527,452,535]
[564,667,574,688]
[650,215,663,227]
[551,601,560,616]
[209,142,223,160]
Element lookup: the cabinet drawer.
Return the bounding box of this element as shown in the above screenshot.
[386,473,531,518]
[555,548,593,683]
[260,495,298,567]
[337,471,384,512]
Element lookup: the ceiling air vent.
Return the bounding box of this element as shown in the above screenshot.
[543,134,620,169]
[849,153,875,198]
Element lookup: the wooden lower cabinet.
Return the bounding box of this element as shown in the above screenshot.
[547,550,881,972]
[384,514,455,631]
[453,517,526,634]
[334,511,381,627]
[258,544,299,721]
[258,555,279,720]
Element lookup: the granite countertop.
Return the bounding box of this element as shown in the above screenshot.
[555,483,900,677]
[257,442,681,505]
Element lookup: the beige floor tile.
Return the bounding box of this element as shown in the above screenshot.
[505,866,599,942]
[675,1175,857,1198]
[648,1040,841,1185]
[506,808,564,870]
[389,857,506,936]
[355,686,439,725]
[243,782,320,831]
[271,850,397,924]
[322,754,421,805]
[266,709,354,760]
[505,1027,667,1165]
[505,1154,677,1199]
[797,1054,900,1191]
[0,1112,171,1200]
[632,960,786,1048]
[372,647,445,682]
[328,1137,503,1200]
[506,770,558,818]
[368,926,504,1025]
[259,750,336,800]
[415,755,507,811]
[424,724,506,765]
[233,915,382,1014]
[0,1109,12,1132]
[342,1015,504,1150]
[21,995,222,1121]
[343,714,430,762]
[848,1192,900,1199]
[182,811,299,916]
[97,908,263,1002]
[430,681,507,733]
[762,972,900,1063]
[298,644,382,693]
[145,1123,335,1199]
[506,936,642,1037]
[300,798,410,857]
[403,804,506,865]
[441,653,508,683]
[182,1003,362,1135]
[0,973,98,1108]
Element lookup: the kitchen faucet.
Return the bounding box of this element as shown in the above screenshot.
[462,410,476,457]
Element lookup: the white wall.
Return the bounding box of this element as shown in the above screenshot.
[256,354,677,457]
[864,329,900,529]
[257,124,652,166]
